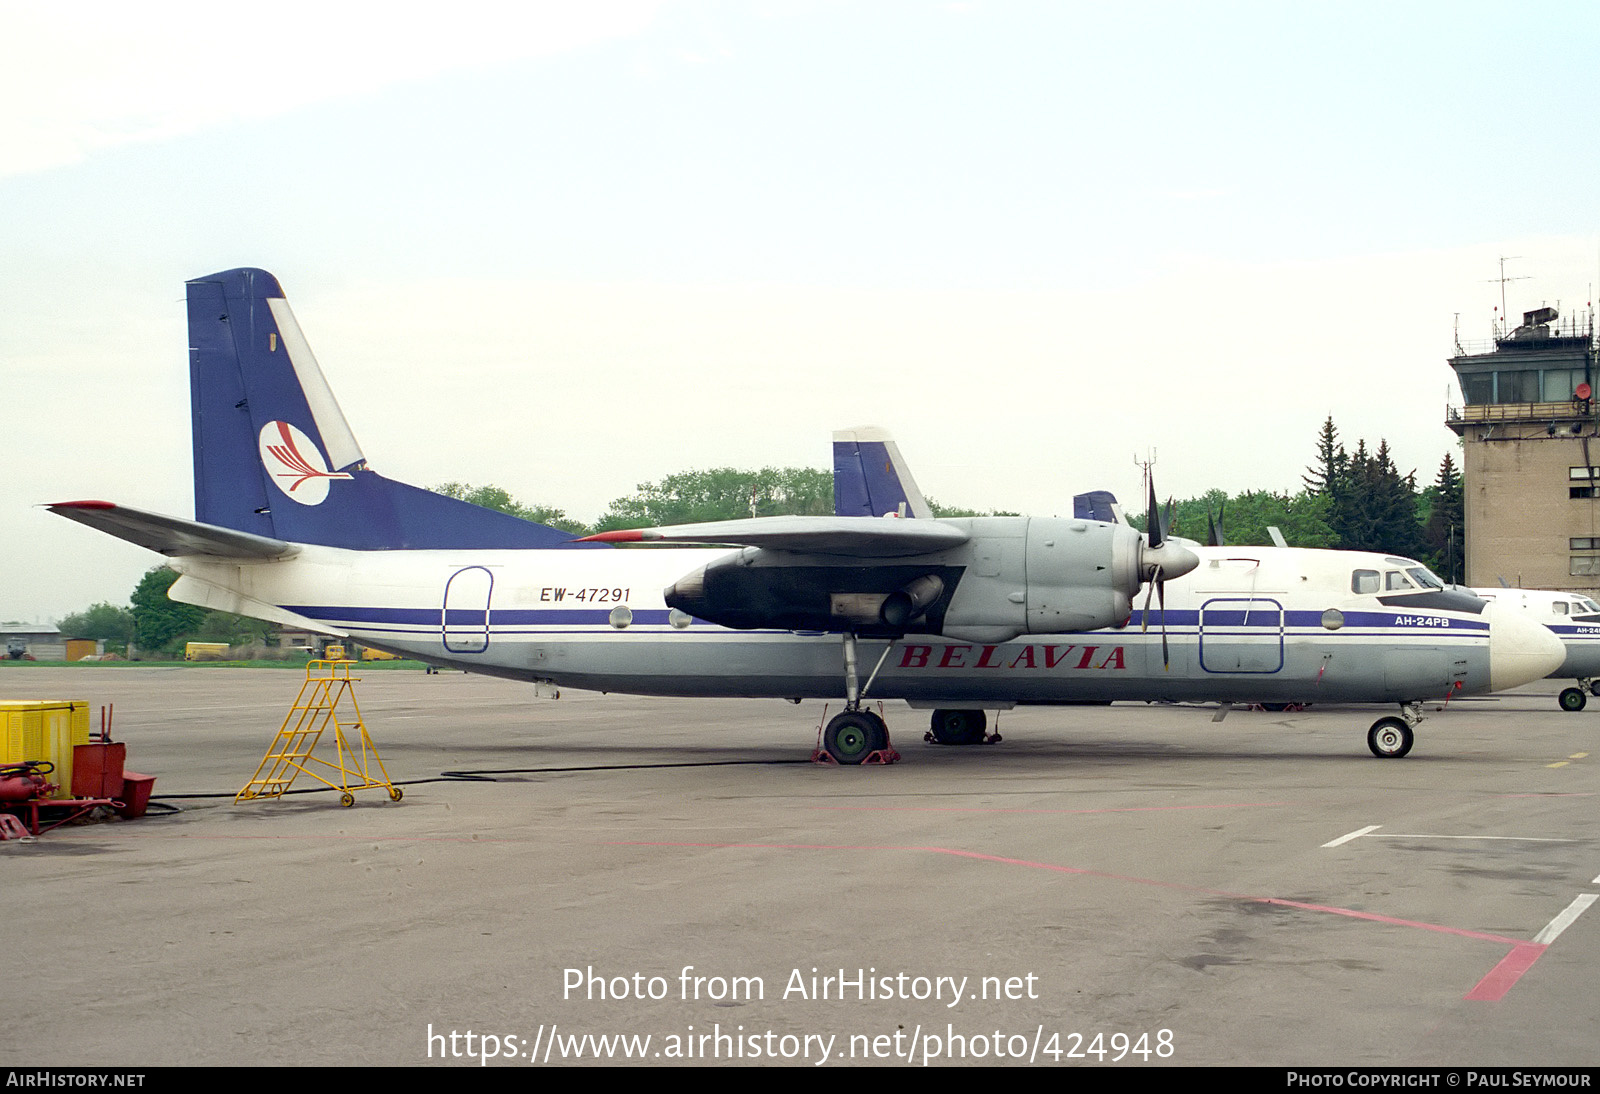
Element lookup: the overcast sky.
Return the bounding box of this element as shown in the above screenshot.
[5,0,1598,622]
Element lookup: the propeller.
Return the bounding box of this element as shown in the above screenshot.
[1140,477,1182,668]
[1205,497,1226,547]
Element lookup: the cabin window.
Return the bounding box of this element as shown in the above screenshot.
[1352,570,1380,594]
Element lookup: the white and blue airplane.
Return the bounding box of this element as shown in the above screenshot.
[827,430,1567,758]
[49,269,1562,765]
[1471,587,1600,712]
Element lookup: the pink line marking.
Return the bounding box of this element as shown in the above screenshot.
[809,801,1289,816]
[1464,943,1548,1001]
[615,840,1537,996]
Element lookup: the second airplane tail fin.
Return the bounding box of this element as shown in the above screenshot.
[1072,490,1124,525]
[187,268,588,550]
[832,426,933,520]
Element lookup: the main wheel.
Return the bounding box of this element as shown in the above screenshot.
[1559,687,1587,712]
[823,711,889,765]
[928,708,987,745]
[1367,717,1414,758]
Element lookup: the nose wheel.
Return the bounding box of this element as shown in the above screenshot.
[1559,685,1589,712]
[1367,716,1415,758]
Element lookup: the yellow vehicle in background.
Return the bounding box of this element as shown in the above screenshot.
[184,642,230,661]
[360,647,401,661]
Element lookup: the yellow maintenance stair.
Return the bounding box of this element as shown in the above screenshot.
[236,660,401,807]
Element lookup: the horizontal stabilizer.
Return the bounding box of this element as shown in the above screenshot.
[580,515,969,557]
[46,501,298,559]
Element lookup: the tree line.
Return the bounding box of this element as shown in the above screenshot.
[1138,417,1464,581]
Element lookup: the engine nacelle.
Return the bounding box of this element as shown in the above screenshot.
[663,516,1194,641]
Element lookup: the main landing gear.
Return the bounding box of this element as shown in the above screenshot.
[1558,680,1595,711]
[925,708,995,747]
[1367,702,1424,758]
[814,633,900,766]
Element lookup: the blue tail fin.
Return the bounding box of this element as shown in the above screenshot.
[188,268,588,550]
[832,427,933,519]
[1072,490,1123,525]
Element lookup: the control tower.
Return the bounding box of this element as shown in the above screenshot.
[1445,305,1599,590]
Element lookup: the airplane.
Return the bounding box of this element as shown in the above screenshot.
[827,433,1567,758]
[1470,587,1600,712]
[49,267,1206,767]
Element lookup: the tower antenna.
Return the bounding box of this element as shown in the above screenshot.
[1485,256,1530,337]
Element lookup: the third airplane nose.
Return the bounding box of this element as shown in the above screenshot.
[1484,603,1568,692]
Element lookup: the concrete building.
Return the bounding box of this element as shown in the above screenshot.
[1445,305,1599,591]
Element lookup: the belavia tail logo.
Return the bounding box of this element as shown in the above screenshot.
[258,420,353,505]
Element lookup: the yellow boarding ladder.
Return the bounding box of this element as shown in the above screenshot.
[236,660,402,807]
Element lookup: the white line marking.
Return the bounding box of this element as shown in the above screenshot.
[1532,893,1598,945]
[1323,825,1380,848]
[1370,834,1577,843]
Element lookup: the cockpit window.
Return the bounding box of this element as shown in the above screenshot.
[1352,569,1380,594]
[1385,570,1415,591]
[1553,602,1570,615]
[1582,598,1600,613]
[1405,567,1445,590]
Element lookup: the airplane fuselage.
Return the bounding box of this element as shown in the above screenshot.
[170,541,1548,707]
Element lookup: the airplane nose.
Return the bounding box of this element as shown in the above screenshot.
[1484,604,1567,692]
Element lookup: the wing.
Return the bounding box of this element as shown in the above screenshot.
[579,515,968,557]
[46,501,299,559]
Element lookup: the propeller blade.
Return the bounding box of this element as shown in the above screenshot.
[1158,573,1170,669]
[1205,498,1227,547]
[1145,478,1163,550]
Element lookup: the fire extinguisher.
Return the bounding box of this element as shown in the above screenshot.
[0,760,56,802]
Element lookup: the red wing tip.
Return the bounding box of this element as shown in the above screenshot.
[49,500,117,510]
[578,529,646,543]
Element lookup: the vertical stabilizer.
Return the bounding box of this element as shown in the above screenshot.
[187,268,592,550]
[832,426,933,519]
[1072,490,1124,525]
